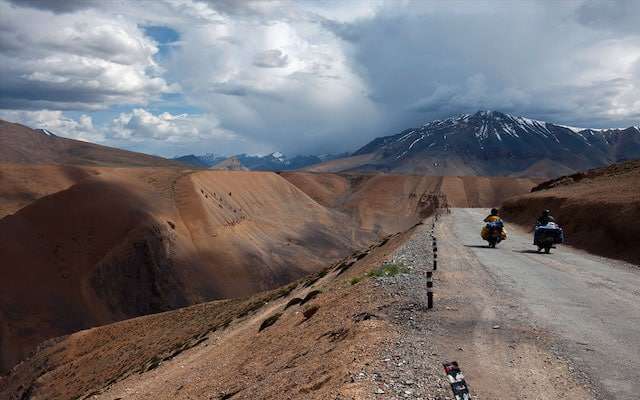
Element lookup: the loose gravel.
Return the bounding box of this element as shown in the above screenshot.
[351,218,459,400]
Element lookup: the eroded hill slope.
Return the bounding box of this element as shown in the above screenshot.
[0,167,432,372]
[0,231,408,400]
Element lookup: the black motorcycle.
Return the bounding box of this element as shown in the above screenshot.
[533,222,564,253]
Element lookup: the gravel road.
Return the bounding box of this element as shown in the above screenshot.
[448,208,640,400]
[369,208,639,399]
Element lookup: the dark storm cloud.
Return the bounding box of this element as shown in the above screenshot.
[320,2,640,131]
[7,0,100,13]
[575,0,640,34]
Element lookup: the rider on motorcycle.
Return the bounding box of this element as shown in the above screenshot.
[484,208,501,223]
[534,209,563,251]
[537,209,555,226]
[482,208,507,246]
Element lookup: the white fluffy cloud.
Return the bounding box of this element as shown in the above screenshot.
[109,108,233,143]
[0,107,235,156]
[0,109,104,142]
[0,1,174,110]
[160,1,381,154]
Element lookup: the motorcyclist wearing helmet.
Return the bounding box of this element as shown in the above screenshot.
[537,209,555,226]
[484,208,501,223]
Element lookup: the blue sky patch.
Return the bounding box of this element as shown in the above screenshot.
[143,25,180,59]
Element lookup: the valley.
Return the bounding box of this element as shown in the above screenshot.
[0,154,537,374]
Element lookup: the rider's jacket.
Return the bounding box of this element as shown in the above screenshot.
[537,215,555,225]
[484,215,501,223]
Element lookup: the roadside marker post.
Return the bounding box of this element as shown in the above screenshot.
[426,271,433,309]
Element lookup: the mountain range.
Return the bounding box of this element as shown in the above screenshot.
[3,110,639,177]
[310,111,640,176]
[173,152,347,171]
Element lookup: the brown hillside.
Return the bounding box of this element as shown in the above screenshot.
[0,167,437,372]
[0,164,101,218]
[0,230,408,400]
[0,119,179,167]
[502,160,640,263]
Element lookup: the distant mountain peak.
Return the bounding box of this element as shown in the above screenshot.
[172,151,344,171]
[347,111,640,177]
[35,128,57,137]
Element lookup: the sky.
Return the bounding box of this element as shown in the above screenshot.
[0,0,639,157]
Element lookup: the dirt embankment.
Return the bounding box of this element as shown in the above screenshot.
[502,160,640,264]
[0,231,410,400]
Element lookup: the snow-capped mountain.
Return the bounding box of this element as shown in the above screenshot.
[349,111,640,177]
[172,153,226,168]
[35,128,57,137]
[236,153,321,171]
[173,151,345,171]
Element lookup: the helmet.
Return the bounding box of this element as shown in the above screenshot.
[491,208,498,216]
[542,209,550,216]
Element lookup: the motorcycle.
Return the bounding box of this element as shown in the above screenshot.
[481,220,506,248]
[533,222,564,253]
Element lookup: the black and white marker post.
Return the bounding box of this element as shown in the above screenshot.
[433,242,437,271]
[426,271,433,309]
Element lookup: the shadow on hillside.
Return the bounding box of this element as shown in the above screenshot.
[513,249,543,254]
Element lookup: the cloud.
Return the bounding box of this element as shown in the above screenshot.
[575,0,640,35]
[7,0,101,13]
[157,1,381,155]
[0,109,104,142]
[1,0,639,157]
[110,109,196,142]
[323,1,640,130]
[0,1,174,110]
[109,108,235,144]
[253,49,289,68]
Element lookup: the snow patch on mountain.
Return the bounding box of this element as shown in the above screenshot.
[36,128,56,137]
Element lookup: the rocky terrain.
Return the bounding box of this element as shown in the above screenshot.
[3,211,604,400]
[0,230,413,400]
